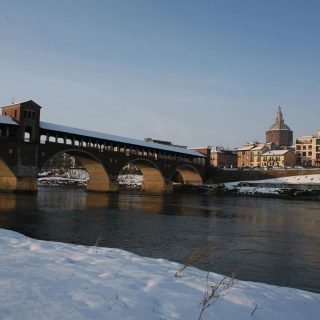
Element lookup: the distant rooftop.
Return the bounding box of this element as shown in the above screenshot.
[262,150,290,156]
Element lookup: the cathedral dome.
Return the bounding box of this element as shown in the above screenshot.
[266,106,293,147]
[268,106,292,131]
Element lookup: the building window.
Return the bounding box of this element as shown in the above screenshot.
[308,152,312,156]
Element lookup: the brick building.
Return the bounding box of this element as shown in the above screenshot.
[237,143,255,168]
[266,106,293,147]
[295,132,320,166]
[237,142,275,168]
[194,146,237,168]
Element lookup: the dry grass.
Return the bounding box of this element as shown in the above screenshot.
[174,244,218,278]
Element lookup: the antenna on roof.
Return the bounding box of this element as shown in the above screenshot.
[11,97,15,104]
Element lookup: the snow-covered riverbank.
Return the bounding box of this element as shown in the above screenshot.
[38,173,143,189]
[221,174,320,196]
[0,229,319,320]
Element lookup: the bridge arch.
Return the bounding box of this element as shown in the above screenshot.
[119,158,166,192]
[170,164,203,185]
[41,149,112,192]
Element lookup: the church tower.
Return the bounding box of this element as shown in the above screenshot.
[266,106,293,147]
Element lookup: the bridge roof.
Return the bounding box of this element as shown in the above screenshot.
[0,115,18,126]
[40,121,204,157]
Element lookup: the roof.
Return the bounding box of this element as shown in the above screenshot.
[40,121,204,157]
[237,146,255,151]
[1,100,42,110]
[262,150,291,156]
[251,145,266,151]
[0,115,18,126]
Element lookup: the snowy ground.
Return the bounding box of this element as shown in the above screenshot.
[38,176,87,187]
[236,174,320,185]
[222,174,320,196]
[117,174,143,189]
[38,173,143,189]
[0,229,319,320]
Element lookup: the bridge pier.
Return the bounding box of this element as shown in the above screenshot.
[0,177,37,193]
[140,181,174,192]
[86,181,119,193]
[15,178,38,192]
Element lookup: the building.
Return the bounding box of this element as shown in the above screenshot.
[295,136,313,166]
[251,144,269,168]
[261,150,296,168]
[313,132,320,167]
[295,132,320,166]
[237,142,276,168]
[1,100,42,143]
[266,106,293,147]
[193,146,237,168]
[237,143,255,168]
[144,137,187,149]
[209,146,237,168]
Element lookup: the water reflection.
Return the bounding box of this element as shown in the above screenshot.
[37,188,110,211]
[0,188,319,293]
[0,194,16,211]
[117,193,164,214]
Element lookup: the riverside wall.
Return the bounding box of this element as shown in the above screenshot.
[206,168,320,184]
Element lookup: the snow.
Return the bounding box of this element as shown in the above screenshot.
[0,229,319,320]
[40,121,203,157]
[233,174,320,185]
[37,173,142,188]
[38,170,89,187]
[237,146,254,151]
[222,174,320,196]
[118,174,143,188]
[38,176,87,187]
[262,150,290,156]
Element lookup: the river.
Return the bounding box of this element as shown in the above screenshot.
[0,187,319,293]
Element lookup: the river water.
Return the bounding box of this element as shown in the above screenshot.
[0,187,319,293]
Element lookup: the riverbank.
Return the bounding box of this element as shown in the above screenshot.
[0,229,319,320]
[173,174,320,199]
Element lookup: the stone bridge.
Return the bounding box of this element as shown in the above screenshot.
[0,100,206,192]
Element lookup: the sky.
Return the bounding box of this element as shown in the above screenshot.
[0,0,319,148]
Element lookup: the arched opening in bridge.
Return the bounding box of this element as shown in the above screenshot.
[118,159,166,192]
[117,163,143,190]
[39,151,111,192]
[170,165,203,185]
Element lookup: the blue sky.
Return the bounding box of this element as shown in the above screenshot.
[0,0,319,147]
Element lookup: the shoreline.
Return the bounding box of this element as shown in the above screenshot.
[0,228,319,320]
